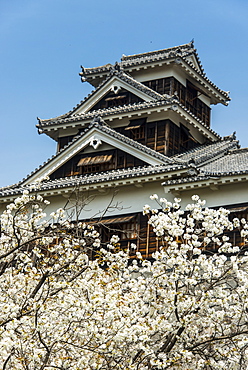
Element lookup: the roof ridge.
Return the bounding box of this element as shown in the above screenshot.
[65,70,162,117]
[0,162,188,198]
[38,98,174,127]
[175,58,230,100]
[174,137,230,157]
[117,72,164,100]
[80,41,197,78]
[202,169,248,177]
[227,147,248,154]
[197,141,238,167]
[40,72,119,123]
[175,101,221,139]
[79,44,229,101]
[121,41,194,61]
[163,165,248,187]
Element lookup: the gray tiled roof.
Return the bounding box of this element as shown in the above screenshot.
[80,42,229,101]
[38,70,164,126]
[81,42,202,76]
[201,147,248,175]
[1,134,247,198]
[176,58,230,102]
[174,135,239,165]
[37,98,221,141]
[37,99,173,127]
[121,41,203,71]
[121,45,229,101]
[163,174,213,187]
[163,143,248,187]
[0,163,188,197]
[114,72,164,100]
[86,121,176,164]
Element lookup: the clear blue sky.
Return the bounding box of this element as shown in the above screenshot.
[1,0,248,187]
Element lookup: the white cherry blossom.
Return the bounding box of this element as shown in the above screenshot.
[0,192,248,369]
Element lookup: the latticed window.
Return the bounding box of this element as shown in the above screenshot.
[227,206,248,248]
[77,154,114,174]
[125,118,146,141]
[130,126,145,140]
[143,77,210,126]
[96,215,138,246]
[58,135,75,151]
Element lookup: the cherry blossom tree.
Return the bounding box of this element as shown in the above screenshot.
[1,189,248,369]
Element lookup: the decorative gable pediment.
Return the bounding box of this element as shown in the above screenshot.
[88,87,143,112]
[23,123,172,185]
[72,74,161,116]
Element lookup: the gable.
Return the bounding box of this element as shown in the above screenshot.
[88,88,143,112]
[72,75,158,116]
[49,148,147,180]
[22,124,171,185]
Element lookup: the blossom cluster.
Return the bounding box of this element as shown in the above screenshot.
[0,192,248,369]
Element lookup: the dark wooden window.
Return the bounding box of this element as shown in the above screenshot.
[118,119,199,156]
[196,205,248,253]
[78,154,114,174]
[50,149,146,180]
[94,213,160,259]
[226,206,248,249]
[131,127,145,140]
[97,215,139,249]
[121,119,167,153]
[124,118,146,141]
[196,99,210,126]
[143,77,211,126]
[89,206,248,261]
[185,81,197,115]
[58,135,75,151]
[166,122,198,156]
[138,213,159,258]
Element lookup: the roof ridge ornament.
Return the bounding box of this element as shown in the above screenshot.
[114,61,121,71]
[91,115,106,126]
[109,62,123,75]
[223,131,237,141]
[188,157,196,166]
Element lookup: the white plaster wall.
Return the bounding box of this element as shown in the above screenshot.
[0,181,164,221]
[64,181,165,220]
[1,180,247,222]
[58,127,81,137]
[197,93,211,106]
[38,181,248,218]
[133,66,186,87]
[165,181,248,209]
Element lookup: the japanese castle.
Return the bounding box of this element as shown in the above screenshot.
[1,41,248,257]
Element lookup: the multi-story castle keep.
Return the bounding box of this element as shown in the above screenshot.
[1,41,248,257]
